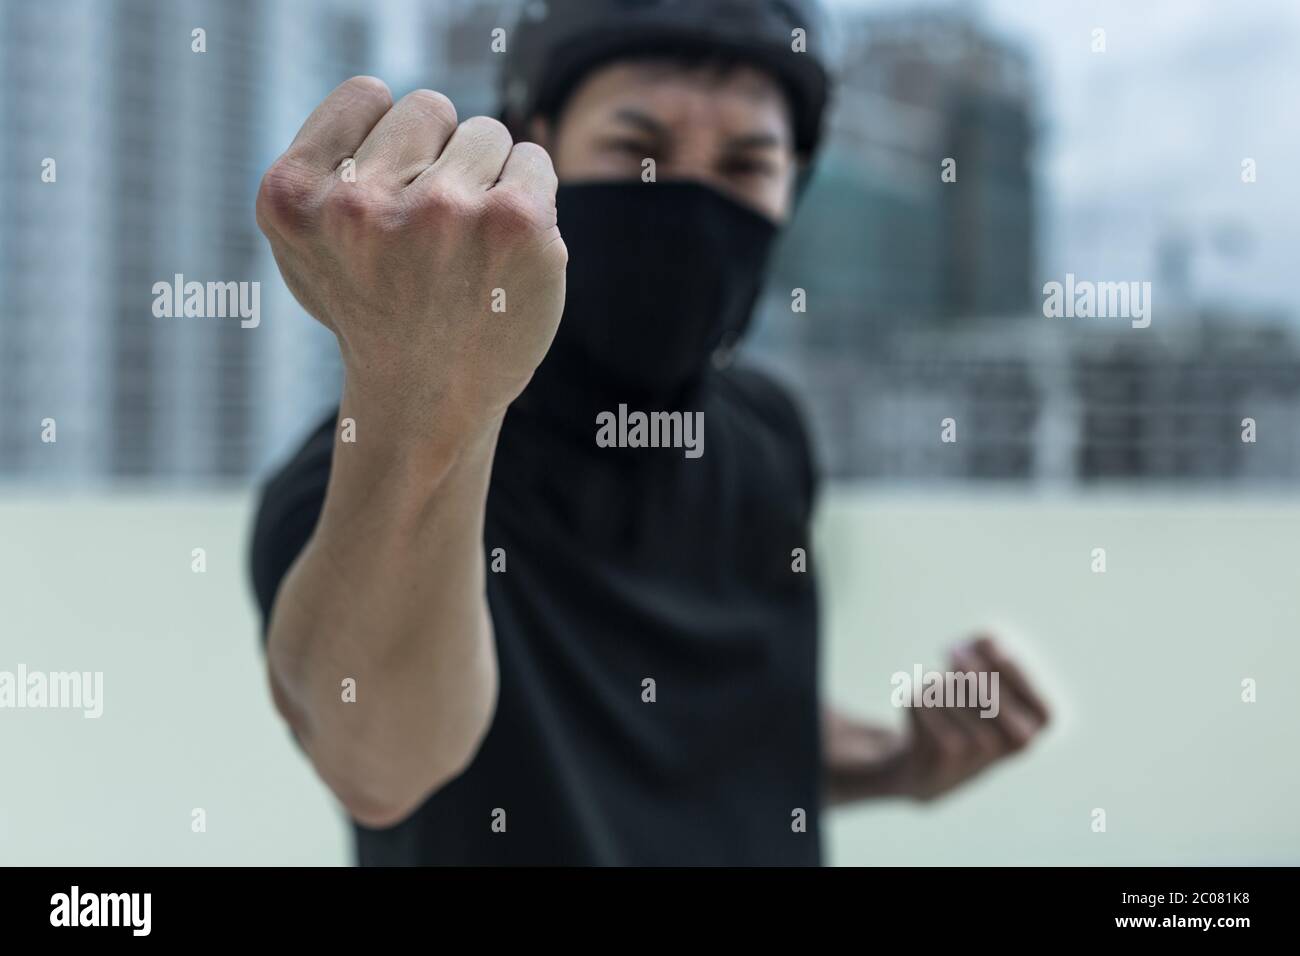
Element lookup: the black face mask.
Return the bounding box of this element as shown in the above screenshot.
[542,180,780,400]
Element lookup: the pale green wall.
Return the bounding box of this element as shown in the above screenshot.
[819,490,1300,865]
[1,490,1295,865]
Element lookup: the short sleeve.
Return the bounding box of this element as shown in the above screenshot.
[718,363,820,515]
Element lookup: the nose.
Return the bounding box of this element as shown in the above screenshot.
[656,144,725,195]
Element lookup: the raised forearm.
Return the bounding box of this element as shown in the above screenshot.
[254,76,566,828]
[265,391,501,828]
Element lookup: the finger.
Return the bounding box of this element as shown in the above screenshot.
[417,116,514,191]
[972,636,1052,725]
[944,648,1007,757]
[986,699,1041,752]
[285,76,393,175]
[353,89,458,185]
[945,708,1006,763]
[947,692,1009,755]
[496,141,559,200]
[947,644,1001,716]
[910,706,966,763]
[956,643,1046,751]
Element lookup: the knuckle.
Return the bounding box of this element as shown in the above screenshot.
[511,140,552,166]
[324,183,389,227]
[463,114,512,142]
[482,188,540,233]
[456,115,514,159]
[404,88,458,128]
[340,74,393,110]
[398,185,473,233]
[257,160,316,230]
[513,141,558,182]
[412,185,473,222]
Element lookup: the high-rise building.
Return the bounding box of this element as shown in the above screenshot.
[767,5,1037,343]
[0,0,382,484]
[1,0,116,481]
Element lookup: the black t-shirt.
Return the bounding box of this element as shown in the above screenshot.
[250,363,823,865]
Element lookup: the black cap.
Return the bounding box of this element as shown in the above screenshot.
[499,0,835,157]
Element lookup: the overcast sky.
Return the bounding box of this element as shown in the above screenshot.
[833,0,1300,319]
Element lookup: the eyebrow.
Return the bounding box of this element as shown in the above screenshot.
[611,109,784,151]
[611,108,668,138]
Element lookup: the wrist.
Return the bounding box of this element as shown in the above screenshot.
[824,720,913,805]
[340,356,502,460]
[318,375,502,532]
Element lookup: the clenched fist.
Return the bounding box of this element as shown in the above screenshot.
[256,76,567,443]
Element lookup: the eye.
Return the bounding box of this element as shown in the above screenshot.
[721,157,777,178]
[600,137,655,157]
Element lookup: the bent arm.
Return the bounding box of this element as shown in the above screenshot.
[264,386,502,829]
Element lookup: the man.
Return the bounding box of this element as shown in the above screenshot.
[250,0,1050,865]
